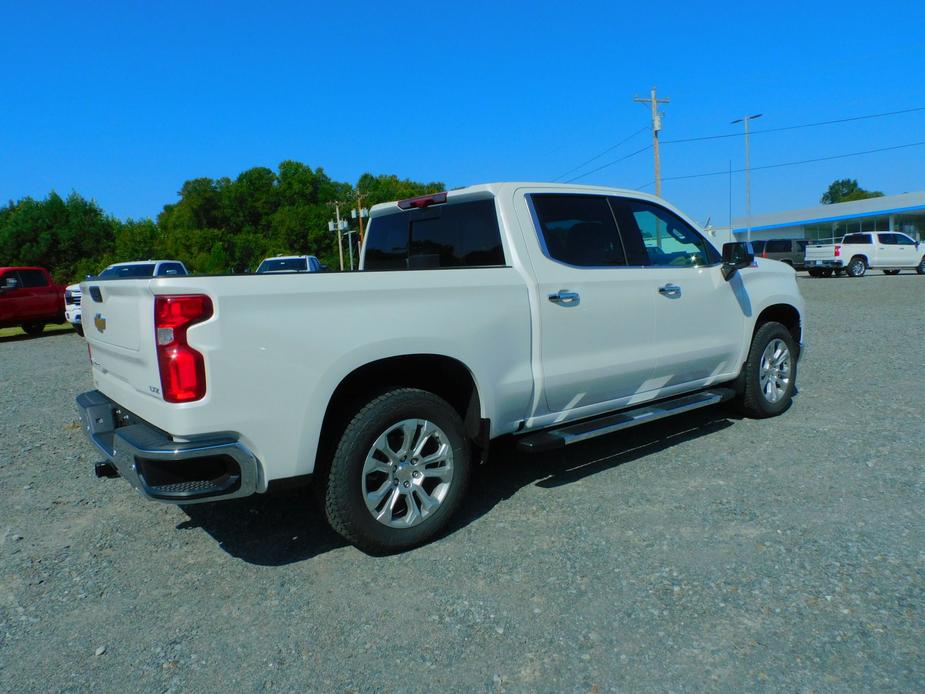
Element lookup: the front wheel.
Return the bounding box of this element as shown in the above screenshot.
[22,323,45,336]
[735,321,798,418]
[74,324,84,336]
[846,256,867,277]
[321,388,471,553]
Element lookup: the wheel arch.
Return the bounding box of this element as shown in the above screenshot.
[315,354,486,473]
[753,303,802,347]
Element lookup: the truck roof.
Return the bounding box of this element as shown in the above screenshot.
[369,182,670,217]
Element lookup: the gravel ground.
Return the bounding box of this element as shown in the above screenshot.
[1,273,923,692]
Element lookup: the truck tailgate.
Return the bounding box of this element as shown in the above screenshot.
[805,244,835,261]
[81,280,161,401]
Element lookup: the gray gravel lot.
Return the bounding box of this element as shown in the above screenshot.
[1,273,923,692]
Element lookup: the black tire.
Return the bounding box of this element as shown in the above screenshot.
[821,269,834,278]
[321,388,471,553]
[883,269,901,275]
[74,324,84,337]
[22,323,45,336]
[917,257,925,275]
[846,256,867,277]
[735,321,798,419]
[834,268,846,277]
[807,268,823,278]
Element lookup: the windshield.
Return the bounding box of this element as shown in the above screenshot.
[97,264,156,279]
[256,258,308,273]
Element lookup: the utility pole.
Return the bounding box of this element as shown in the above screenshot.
[731,113,762,243]
[634,86,670,197]
[327,201,346,271]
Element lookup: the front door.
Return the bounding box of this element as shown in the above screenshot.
[516,192,658,416]
[892,233,920,267]
[609,197,746,389]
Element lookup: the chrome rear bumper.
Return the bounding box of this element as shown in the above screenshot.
[76,390,259,504]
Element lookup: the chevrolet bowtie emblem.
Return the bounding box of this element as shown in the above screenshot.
[94,313,106,333]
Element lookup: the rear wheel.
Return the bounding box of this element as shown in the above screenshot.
[735,321,798,418]
[821,269,833,277]
[74,324,84,336]
[807,268,823,278]
[321,388,471,553]
[883,269,901,275]
[846,256,867,277]
[22,323,45,336]
[917,257,925,275]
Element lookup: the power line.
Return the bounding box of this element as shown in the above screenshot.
[639,140,925,185]
[661,106,925,145]
[564,144,652,183]
[553,126,648,182]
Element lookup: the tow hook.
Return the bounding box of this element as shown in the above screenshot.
[94,462,120,479]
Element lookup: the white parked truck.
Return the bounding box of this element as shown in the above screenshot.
[804,232,925,277]
[77,183,805,552]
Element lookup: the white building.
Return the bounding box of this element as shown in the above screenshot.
[732,190,925,244]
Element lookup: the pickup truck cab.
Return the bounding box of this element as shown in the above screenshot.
[0,267,66,335]
[65,261,188,335]
[76,183,805,552]
[805,232,925,277]
[255,255,322,273]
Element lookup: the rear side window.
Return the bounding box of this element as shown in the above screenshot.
[364,199,505,270]
[843,233,871,245]
[530,194,627,267]
[16,269,48,287]
[765,239,789,253]
[750,240,766,254]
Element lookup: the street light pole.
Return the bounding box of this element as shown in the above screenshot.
[731,113,762,243]
[328,202,346,271]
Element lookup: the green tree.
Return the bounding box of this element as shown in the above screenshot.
[820,179,884,204]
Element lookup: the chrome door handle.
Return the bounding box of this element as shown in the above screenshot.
[548,290,580,306]
[658,283,681,298]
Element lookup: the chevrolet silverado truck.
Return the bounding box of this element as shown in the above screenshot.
[76,183,805,552]
[0,266,66,335]
[805,232,925,277]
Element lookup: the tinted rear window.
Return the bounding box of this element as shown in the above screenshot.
[156,262,186,276]
[256,258,308,273]
[98,264,156,279]
[364,199,505,270]
[843,233,871,245]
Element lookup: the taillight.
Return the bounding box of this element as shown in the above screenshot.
[834,244,841,257]
[154,295,213,403]
[397,192,447,210]
[762,250,768,258]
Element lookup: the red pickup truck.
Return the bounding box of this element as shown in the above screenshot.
[0,267,67,335]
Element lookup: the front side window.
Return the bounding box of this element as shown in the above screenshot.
[530,194,627,267]
[895,233,916,245]
[612,199,720,267]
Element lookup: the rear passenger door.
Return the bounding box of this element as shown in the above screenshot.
[518,193,658,415]
[609,197,746,390]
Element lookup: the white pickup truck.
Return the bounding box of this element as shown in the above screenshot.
[804,232,925,277]
[76,183,805,552]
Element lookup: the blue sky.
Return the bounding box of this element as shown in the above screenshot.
[2,0,924,226]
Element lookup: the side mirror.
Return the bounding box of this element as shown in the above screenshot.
[721,242,755,281]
